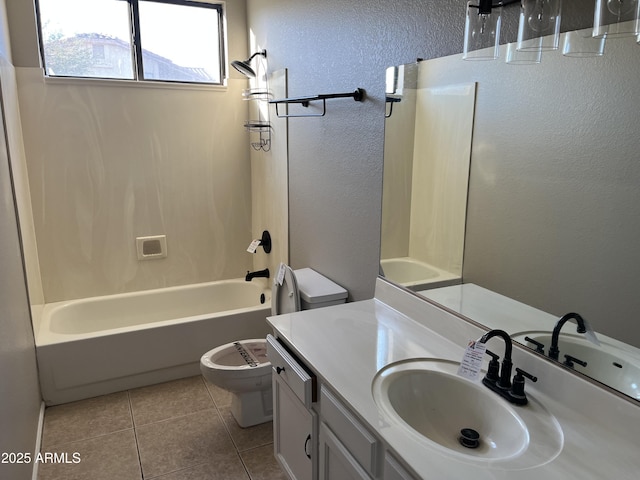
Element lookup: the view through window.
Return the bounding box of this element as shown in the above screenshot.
[37,0,224,84]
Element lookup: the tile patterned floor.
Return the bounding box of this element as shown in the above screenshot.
[37,376,287,480]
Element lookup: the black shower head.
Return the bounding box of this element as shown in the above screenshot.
[231,50,267,78]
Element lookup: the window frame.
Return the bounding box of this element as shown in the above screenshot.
[35,0,227,86]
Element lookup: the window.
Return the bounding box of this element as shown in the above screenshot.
[36,0,225,85]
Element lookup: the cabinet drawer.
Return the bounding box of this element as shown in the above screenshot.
[320,385,380,477]
[267,334,316,408]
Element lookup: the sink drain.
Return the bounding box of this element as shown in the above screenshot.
[459,428,481,449]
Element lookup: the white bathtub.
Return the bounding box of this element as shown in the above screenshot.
[380,257,461,291]
[35,279,272,405]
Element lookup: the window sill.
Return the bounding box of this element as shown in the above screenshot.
[43,75,229,92]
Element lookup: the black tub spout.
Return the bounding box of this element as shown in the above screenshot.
[246,268,270,281]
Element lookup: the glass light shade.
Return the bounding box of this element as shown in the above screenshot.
[562,29,606,56]
[506,41,543,64]
[593,0,640,38]
[463,2,502,60]
[517,0,563,51]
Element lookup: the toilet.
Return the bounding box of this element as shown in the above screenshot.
[200,266,347,427]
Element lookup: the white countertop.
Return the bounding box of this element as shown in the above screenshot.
[267,279,640,479]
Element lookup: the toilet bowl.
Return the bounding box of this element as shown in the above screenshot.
[200,339,272,428]
[200,265,347,427]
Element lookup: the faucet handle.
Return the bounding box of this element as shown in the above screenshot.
[486,349,499,361]
[563,354,587,369]
[524,336,545,355]
[484,349,500,383]
[514,367,537,383]
[510,368,538,403]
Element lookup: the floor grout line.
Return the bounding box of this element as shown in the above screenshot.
[37,376,279,480]
[41,426,136,451]
[127,390,145,480]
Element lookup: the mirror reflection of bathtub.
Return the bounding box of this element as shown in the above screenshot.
[380,257,460,291]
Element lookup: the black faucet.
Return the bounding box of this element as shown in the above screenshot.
[245,268,269,281]
[480,329,514,390]
[548,312,587,361]
[480,329,537,406]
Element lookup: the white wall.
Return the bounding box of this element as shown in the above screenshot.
[0,2,42,480]
[17,73,254,302]
[407,83,474,275]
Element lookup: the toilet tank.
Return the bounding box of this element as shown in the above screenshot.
[294,268,348,310]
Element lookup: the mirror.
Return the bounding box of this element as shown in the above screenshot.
[380,29,640,403]
[381,64,474,290]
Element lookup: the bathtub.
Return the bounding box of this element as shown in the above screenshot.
[380,257,461,291]
[35,279,272,405]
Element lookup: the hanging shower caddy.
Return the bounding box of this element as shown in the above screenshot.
[243,88,272,152]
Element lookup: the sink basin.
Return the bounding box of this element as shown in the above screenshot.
[372,359,563,469]
[513,332,640,399]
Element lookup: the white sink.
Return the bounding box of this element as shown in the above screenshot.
[513,331,640,400]
[372,359,564,469]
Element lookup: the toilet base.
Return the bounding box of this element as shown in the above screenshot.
[230,386,273,428]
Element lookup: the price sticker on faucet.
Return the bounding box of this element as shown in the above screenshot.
[457,339,487,381]
[246,239,261,253]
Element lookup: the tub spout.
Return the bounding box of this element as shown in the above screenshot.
[246,268,270,281]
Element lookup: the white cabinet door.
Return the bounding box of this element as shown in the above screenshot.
[384,452,418,480]
[273,372,316,480]
[319,423,371,480]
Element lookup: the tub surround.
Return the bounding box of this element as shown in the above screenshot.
[267,278,639,478]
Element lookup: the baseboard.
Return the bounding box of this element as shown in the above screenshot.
[31,401,45,480]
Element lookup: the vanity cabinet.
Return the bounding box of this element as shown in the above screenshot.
[267,335,318,480]
[268,335,418,480]
[319,385,380,479]
[319,422,372,480]
[383,453,416,480]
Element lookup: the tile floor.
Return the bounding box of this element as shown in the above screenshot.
[36,376,287,480]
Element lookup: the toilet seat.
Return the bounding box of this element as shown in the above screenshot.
[271,264,301,315]
[200,339,270,381]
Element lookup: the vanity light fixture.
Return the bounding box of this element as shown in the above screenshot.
[463,0,561,60]
[593,0,640,38]
[505,40,543,63]
[562,29,606,56]
[463,0,504,60]
[517,0,562,51]
[231,50,267,78]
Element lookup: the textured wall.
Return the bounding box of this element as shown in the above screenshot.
[247,0,594,300]
[417,36,640,347]
[0,5,42,480]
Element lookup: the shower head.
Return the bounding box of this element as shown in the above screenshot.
[231,50,267,78]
